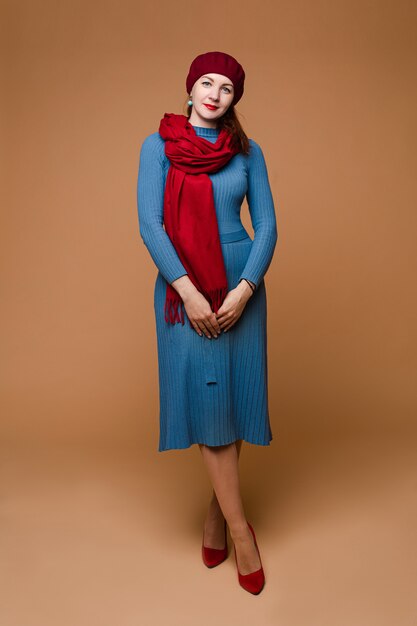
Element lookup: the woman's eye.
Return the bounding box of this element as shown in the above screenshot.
[202,81,231,94]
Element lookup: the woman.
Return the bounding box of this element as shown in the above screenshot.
[136,51,278,595]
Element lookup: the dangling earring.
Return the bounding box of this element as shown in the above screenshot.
[187,97,193,106]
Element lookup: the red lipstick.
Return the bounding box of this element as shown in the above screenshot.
[204,104,218,110]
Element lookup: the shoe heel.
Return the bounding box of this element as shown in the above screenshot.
[233,522,265,594]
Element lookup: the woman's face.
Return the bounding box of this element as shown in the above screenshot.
[189,73,235,126]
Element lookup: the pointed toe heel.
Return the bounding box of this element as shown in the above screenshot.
[202,519,228,568]
[233,522,265,594]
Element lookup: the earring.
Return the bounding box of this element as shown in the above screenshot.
[187,98,193,106]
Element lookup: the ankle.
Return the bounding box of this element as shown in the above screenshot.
[229,521,250,539]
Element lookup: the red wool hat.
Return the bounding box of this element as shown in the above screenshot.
[186,51,245,106]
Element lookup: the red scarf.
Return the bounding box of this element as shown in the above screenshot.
[158,113,240,326]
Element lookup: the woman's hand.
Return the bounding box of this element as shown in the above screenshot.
[215,280,254,332]
[170,275,222,338]
[170,275,254,337]
[182,290,222,338]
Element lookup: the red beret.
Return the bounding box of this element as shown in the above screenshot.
[186,51,245,106]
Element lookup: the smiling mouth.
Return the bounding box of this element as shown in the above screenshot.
[204,104,218,110]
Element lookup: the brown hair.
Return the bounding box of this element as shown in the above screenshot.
[184,99,251,156]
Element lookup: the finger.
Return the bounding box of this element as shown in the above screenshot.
[199,321,212,338]
[222,314,239,331]
[215,311,229,323]
[205,319,220,338]
[211,313,222,333]
[192,321,203,337]
[208,315,222,334]
[223,318,238,332]
[217,312,232,327]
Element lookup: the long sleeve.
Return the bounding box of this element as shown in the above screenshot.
[238,140,278,288]
[136,133,188,285]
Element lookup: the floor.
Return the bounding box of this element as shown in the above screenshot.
[0,433,416,626]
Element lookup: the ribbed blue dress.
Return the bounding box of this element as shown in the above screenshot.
[137,124,278,452]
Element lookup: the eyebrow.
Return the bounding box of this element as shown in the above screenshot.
[201,75,234,88]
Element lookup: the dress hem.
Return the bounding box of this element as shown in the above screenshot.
[158,435,273,453]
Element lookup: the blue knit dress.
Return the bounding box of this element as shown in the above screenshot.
[137,124,278,452]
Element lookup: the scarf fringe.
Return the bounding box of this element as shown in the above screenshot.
[208,286,228,314]
[164,294,185,325]
[164,285,228,327]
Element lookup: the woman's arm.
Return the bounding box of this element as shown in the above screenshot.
[237,140,278,289]
[136,134,189,285]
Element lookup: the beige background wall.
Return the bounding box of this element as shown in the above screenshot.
[1,1,416,625]
[1,1,416,445]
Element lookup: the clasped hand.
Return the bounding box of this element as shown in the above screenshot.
[183,286,252,338]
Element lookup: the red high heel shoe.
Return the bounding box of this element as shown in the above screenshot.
[233,522,265,594]
[202,519,228,568]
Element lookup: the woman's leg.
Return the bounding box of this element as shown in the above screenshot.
[203,439,243,536]
[199,441,261,575]
[201,439,243,548]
